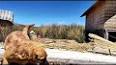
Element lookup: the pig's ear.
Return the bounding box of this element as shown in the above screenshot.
[28,24,35,30]
[23,24,35,33]
[29,24,35,28]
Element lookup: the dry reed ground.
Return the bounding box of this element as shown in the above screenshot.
[33,38,116,55]
[1,37,112,53]
[33,38,94,52]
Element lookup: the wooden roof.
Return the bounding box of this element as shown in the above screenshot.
[104,14,116,30]
[80,0,104,17]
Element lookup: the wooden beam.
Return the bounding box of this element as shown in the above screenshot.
[89,33,116,55]
[89,33,114,44]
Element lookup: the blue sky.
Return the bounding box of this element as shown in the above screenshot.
[0,1,95,26]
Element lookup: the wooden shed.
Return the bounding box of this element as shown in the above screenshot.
[81,0,116,42]
[0,10,14,42]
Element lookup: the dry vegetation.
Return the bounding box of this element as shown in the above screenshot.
[38,38,93,52]
[1,24,116,56]
[35,24,85,43]
[8,24,92,52]
[0,24,93,52]
[12,24,85,43]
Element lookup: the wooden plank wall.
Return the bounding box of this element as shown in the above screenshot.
[86,1,105,31]
[86,1,116,32]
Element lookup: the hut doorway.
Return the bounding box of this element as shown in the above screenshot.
[108,32,116,42]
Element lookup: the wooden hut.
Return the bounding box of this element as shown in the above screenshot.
[0,10,14,42]
[81,0,116,42]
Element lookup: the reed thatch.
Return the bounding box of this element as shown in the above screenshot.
[104,14,116,31]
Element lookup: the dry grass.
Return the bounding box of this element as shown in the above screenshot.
[35,38,93,52]
[12,24,85,43]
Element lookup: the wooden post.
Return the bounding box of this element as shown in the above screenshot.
[104,29,109,40]
[109,49,112,55]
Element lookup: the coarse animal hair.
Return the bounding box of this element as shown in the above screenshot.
[3,40,48,65]
[2,24,48,65]
[4,24,34,50]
